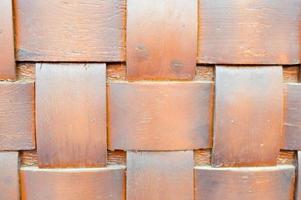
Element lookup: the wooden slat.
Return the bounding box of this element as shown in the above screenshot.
[36,63,107,168]
[15,0,125,62]
[198,0,301,64]
[283,83,301,150]
[20,165,125,200]
[0,152,19,200]
[127,0,197,80]
[296,151,301,200]
[0,0,15,79]
[212,66,283,167]
[195,165,295,200]
[108,81,213,150]
[127,151,193,200]
[0,81,35,150]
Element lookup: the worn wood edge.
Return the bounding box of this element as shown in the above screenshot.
[20,165,126,172]
[195,164,295,171]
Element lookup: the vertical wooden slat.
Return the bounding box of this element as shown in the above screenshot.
[36,63,107,168]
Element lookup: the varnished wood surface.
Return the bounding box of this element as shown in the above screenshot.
[195,165,295,200]
[127,151,194,200]
[213,66,283,167]
[20,165,126,200]
[198,0,301,64]
[0,152,19,200]
[108,81,213,150]
[127,0,197,80]
[0,81,35,150]
[36,64,107,168]
[0,0,15,79]
[15,0,125,62]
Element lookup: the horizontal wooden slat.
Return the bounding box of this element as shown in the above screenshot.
[127,151,193,200]
[213,66,283,167]
[36,63,107,168]
[0,0,15,79]
[198,0,301,64]
[0,81,35,150]
[15,0,125,62]
[20,165,125,200]
[108,81,213,150]
[127,0,197,80]
[195,165,295,200]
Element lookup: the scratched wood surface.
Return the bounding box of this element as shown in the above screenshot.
[36,64,107,168]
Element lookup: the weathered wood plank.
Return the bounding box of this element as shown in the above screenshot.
[195,165,295,200]
[212,66,283,167]
[36,63,107,168]
[15,0,125,62]
[127,0,197,80]
[20,165,125,200]
[198,0,301,64]
[0,81,35,150]
[108,81,213,150]
[127,151,193,200]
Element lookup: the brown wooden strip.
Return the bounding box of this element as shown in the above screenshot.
[20,165,125,200]
[198,0,301,64]
[127,0,197,80]
[0,0,15,79]
[0,81,35,150]
[296,151,301,200]
[0,152,19,200]
[283,83,301,150]
[212,66,283,167]
[36,63,107,168]
[195,165,295,200]
[127,151,193,200]
[15,0,125,62]
[108,81,213,150]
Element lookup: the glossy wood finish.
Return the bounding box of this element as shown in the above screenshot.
[36,64,107,168]
[20,165,125,200]
[127,0,197,80]
[198,0,301,64]
[195,165,295,200]
[127,151,193,200]
[0,81,35,150]
[15,0,125,62]
[0,152,19,200]
[108,81,213,150]
[212,66,283,167]
[283,83,301,150]
[0,0,15,79]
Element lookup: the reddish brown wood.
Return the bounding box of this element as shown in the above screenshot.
[36,64,107,168]
[127,0,197,80]
[20,165,125,200]
[15,0,125,62]
[296,151,301,200]
[108,81,213,150]
[0,0,15,79]
[195,165,295,200]
[127,151,193,200]
[212,66,283,167]
[198,0,301,64]
[0,152,19,200]
[0,81,35,150]
[283,83,301,150]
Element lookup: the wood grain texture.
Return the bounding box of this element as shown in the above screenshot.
[198,0,301,64]
[0,81,35,150]
[108,81,213,150]
[212,66,283,167]
[283,83,301,150]
[127,0,197,80]
[36,63,107,168]
[15,0,125,62]
[20,165,125,200]
[0,0,15,80]
[127,151,193,200]
[0,152,19,200]
[296,151,301,200]
[195,165,295,200]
